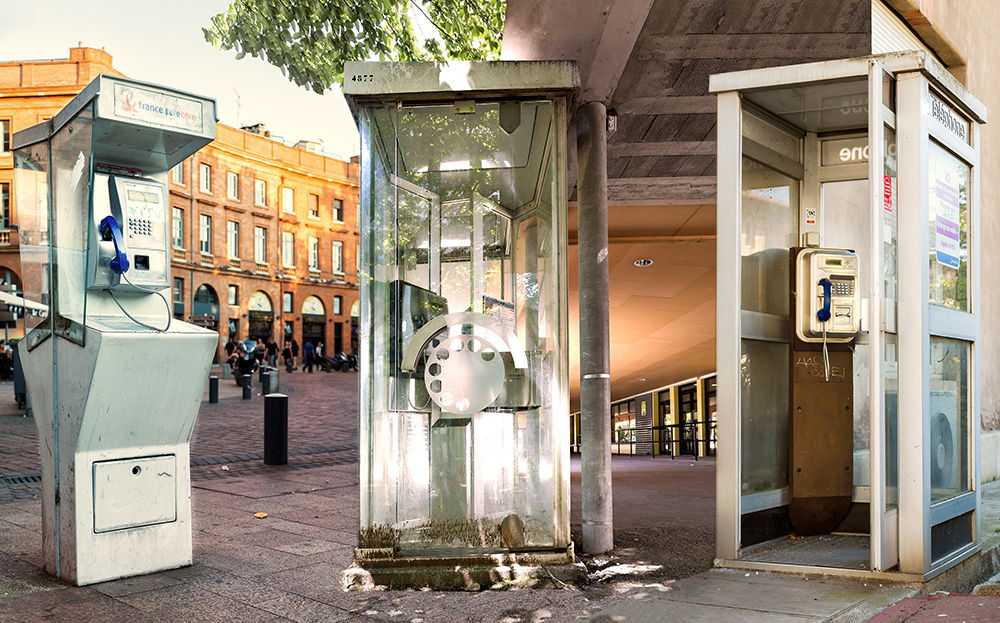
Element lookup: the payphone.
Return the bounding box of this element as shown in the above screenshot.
[343,60,578,588]
[13,74,217,585]
[789,247,860,536]
[795,248,860,344]
[88,173,170,292]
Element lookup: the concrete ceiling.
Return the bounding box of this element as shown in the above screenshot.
[502,0,871,408]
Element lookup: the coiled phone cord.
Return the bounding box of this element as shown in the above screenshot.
[106,271,172,333]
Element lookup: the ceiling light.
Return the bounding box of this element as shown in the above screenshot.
[633,258,653,267]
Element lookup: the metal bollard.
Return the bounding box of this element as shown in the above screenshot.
[209,376,219,404]
[262,371,271,395]
[264,393,288,465]
[242,376,251,400]
[259,366,267,382]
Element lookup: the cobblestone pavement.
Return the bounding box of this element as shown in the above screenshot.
[0,365,359,502]
[0,366,649,621]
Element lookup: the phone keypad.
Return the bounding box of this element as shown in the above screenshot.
[128,218,153,238]
[831,281,854,296]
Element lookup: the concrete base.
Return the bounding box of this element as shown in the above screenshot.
[341,547,584,590]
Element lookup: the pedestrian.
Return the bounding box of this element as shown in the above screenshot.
[266,337,278,368]
[303,340,315,373]
[291,338,299,369]
[282,342,293,372]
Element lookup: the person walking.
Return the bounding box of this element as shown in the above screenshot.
[303,340,315,373]
[266,337,278,368]
[291,338,300,369]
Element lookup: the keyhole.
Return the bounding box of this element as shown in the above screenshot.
[132,466,142,476]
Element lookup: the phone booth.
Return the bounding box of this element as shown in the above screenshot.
[342,61,578,588]
[12,75,218,585]
[712,51,985,579]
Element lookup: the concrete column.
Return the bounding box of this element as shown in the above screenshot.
[576,101,613,554]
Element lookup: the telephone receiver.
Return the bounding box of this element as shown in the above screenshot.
[101,174,130,275]
[817,277,832,323]
[400,311,529,417]
[99,217,129,275]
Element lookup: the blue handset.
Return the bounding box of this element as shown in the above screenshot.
[817,278,832,323]
[99,215,129,274]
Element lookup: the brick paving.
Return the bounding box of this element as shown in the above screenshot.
[9,361,990,622]
[0,366,646,621]
[0,365,360,501]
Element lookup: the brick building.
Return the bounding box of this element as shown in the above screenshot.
[0,46,359,359]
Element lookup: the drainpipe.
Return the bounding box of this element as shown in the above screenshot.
[576,101,613,554]
[188,157,196,330]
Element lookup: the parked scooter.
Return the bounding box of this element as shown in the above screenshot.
[229,338,260,386]
[330,351,357,372]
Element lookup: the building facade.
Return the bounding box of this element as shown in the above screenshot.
[168,123,358,361]
[0,46,359,360]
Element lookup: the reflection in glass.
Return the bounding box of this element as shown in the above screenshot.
[741,158,798,316]
[49,103,93,342]
[822,179,871,487]
[741,340,790,495]
[884,334,898,509]
[13,141,50,340]
[883,126,899,511]
[929,337,970,504]
[928,141,969,311]
[884,126,898,302]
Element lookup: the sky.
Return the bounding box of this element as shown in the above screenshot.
[0,0,361,160]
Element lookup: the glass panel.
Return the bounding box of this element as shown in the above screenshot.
[49,104,94,342]
[884,333,898,509]
[882,70,896,113]
[741,339,790,495]
[884,127,898,302]
[741,157,798,316]
[929,337,970,504]
[931,510,973,562]
[396,186,434,290]
[744,78,869,133]
[359,98,566,553]
[928,141,970,311]
[821,179,870,488]
[14,140,51,342]
[884,126,899,511]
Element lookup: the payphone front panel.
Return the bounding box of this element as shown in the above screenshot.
[795,248,860,343]
[88,173,170,293]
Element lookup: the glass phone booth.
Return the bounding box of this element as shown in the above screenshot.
[713,51,985,580]
[343,61,579,588]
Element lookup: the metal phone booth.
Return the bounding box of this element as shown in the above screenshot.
[342,61,578,588]
[712,51,986,580]
[12,75,218,585]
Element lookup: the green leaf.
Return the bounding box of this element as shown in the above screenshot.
[203,0,506,91]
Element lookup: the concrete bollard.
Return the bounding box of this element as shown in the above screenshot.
[221,363,231,379]
[264,393,288,465]
[242,376,251,400]
[262,371,271,395]
[268,368,279,392]
[209,376,219,404]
